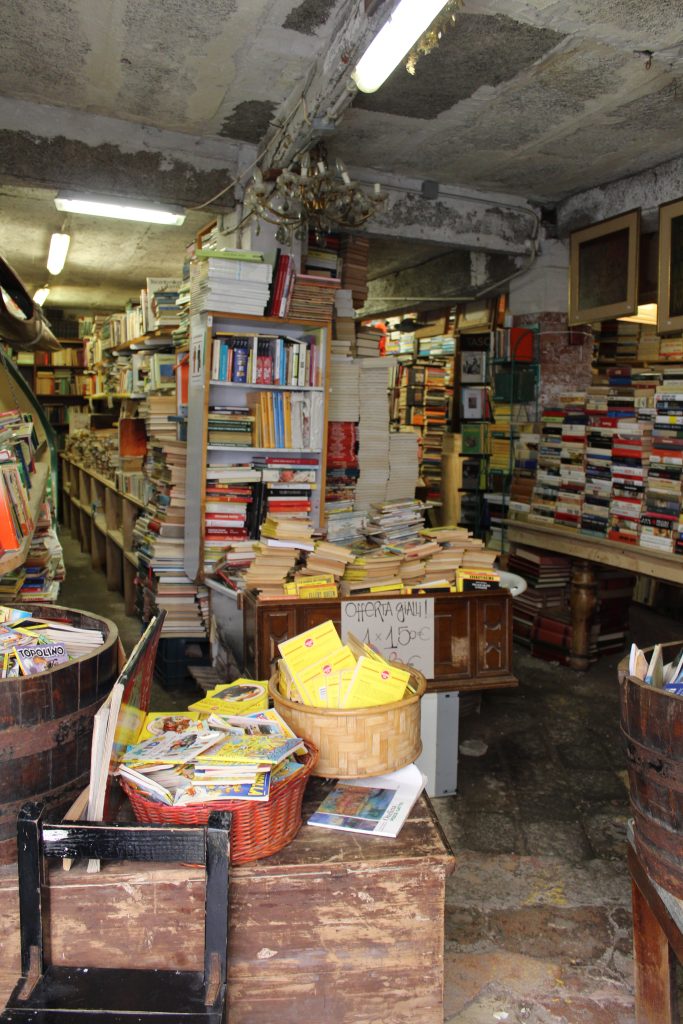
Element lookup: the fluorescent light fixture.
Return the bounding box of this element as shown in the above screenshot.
[618,302,658,325]
[33,287,50,306]
[47,232,71,275]
[353,0,451,94]
[54,195,186,226]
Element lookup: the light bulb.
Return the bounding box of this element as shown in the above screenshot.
[353,0,451,93]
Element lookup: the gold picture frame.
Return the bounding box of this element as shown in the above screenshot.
[657,197,683,334]
[568,209,640,324]
[455,299,495,334]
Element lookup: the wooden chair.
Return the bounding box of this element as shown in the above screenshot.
[1,802,231,1023]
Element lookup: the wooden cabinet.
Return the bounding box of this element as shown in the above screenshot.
[242,589,517,692]
[0,790,455,1024]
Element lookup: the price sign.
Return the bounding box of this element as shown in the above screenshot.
[341,597,434,678]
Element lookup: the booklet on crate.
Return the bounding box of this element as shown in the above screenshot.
[307,762,427,839]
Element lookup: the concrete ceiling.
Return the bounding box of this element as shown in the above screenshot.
[0,0,682,313]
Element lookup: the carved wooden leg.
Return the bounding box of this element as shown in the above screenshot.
[631,878,677,1024]
[569,559,596,670]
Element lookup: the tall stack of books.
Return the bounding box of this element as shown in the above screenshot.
[332,289,356,356]
[507,426,539,521]
[134,437,208,638]
[529,406,563,522]
[190,251,273,316]
[554,394,587,529]
[385,431,420,502]
[340,235,369,309]
[582,395,613,537]
[641,381,683,552]
[421,362,451,502]
[355,358,394,510]
[608,419,652,545]
[353,324,383,358]
[305,232,341,278]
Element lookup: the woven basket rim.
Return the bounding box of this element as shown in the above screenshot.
[269,665,426,714]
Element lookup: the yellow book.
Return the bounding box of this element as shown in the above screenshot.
[295,645,357,706]
[342,655,411,709]
[283,391,293,448]
[138,711,206,740]
[278,620,342,679]
[188,679,269,714]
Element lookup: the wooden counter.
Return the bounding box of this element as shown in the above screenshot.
[243,588,518,693]
[0,787,455,1024]
[506,519,683,669]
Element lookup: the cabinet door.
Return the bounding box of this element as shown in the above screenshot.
[473,593,512,677]
[296,601,342,636]
[255,605,300,680]
[433,597,472,680]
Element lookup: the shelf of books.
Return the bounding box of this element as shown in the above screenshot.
[184,311,330,582]
[60,454,146,614]
[0,356,65,601]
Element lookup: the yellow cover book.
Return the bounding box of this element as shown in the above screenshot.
[138,711,206,740]
[456,569,500,592]
[283,391,293,448]
[278,620,342,679]
[295,645,357,706]
[342,655,411,709]
[188,679,269,714]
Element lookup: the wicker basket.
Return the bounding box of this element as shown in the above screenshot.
[269,669,426,779]
[120,741,318,865]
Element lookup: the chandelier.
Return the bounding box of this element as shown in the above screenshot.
[243,147,387,243]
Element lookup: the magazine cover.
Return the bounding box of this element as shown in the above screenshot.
[14,642,69,675]
[307,763,426,838]
[120,729,223,766]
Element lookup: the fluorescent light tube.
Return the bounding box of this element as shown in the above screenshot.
[33,287,50,306]
[55,196,186,226]
[47,232,71,275]
[353,0,451,94]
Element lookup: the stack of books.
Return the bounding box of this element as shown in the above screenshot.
[355,358,394,510]
[190,251,273,316]
[555,394,588,529]
[286,274,339,321]
[529,406,563,522]
[340,235,369,309]
[332,289,356,355]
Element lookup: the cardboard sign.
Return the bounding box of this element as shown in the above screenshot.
[341,597,434,678]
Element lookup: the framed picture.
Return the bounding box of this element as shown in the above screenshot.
[460,349,487,382]
[658,197,683,333]
[456,299,495,334]
[568,209,640,324]
[461,385,486,420]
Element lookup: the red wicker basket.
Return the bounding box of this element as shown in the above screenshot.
[119,741,318,865]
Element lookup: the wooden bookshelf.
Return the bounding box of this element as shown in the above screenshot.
[0,459,49,575]
[184,310,330,582]
[60,455,144,614]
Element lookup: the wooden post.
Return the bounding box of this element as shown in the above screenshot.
[569,559,596,670]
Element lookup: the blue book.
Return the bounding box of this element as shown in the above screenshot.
[232,341,248,383]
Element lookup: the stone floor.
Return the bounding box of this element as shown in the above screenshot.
[58,530,682,1024]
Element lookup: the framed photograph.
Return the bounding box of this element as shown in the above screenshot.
[460,349,487,382]
[658,197,683,333]
[456,299,495,334]
[461,385,486,420]
[568,209,640,324]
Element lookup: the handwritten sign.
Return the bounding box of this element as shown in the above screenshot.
[341,597,434,678]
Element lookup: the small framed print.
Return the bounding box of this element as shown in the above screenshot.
[456,299,495,334]
[461,385,486,420]
[568,209,640,324]
[658,197,683,333]
[460,350,487,382]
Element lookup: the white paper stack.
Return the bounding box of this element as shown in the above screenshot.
[189,255,273,316]
[328,356,361,422]
[355,358,394,510]
[333,289,356,356]
[385,430,420,501]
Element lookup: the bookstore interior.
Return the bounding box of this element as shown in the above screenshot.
[2,2,683,1022]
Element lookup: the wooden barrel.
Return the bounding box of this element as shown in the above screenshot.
[618,645,683,897]
[0,604,119,865]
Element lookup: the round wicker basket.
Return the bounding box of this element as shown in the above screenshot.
[269,668,426,778]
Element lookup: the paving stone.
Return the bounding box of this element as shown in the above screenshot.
[582,809,631,859]
[489,905,615,960]
[444,905,490,947]
[443,949,562,1021]
[523,820,594,862]
[455,811,524,855]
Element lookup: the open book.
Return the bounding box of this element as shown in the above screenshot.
[307,762,426,839]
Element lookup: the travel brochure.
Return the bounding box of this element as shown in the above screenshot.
[307,763,426,838]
